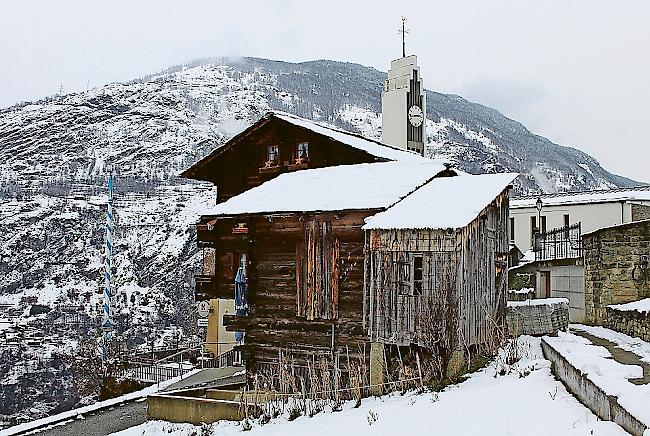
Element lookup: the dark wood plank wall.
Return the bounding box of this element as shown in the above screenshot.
[201,119,383,203]
[218,210,374,370]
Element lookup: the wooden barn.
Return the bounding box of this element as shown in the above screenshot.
[362,173,516,357]
[182,111,516,385]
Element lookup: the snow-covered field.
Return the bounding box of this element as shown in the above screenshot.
[110,337,626,436]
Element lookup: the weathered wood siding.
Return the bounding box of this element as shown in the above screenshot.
[366,189,510,348]
[366,230,459,345]
[457,189,510,346]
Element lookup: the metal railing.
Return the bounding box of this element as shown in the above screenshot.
[534,223,582,261]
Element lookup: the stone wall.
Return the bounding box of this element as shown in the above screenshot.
[506,299,569,336]
[632,204,650,222]
[583,220,650,324]
[605,307,650,341]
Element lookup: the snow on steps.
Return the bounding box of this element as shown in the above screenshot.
[541,333,650,436]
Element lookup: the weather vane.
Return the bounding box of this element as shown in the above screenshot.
[398,16,410,58]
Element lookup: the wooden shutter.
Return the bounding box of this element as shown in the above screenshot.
[297,219,339,320]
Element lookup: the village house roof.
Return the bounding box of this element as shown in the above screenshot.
[181,111,427,180]
[270,112,427,162]
[511,185,650,209]
[205,160,451,216]
[362,173,518,230]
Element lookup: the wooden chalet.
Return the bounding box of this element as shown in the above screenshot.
[182,111,516,383]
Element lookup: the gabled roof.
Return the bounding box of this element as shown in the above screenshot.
[362,173,518,230]
[204,160,450,216]
[271,112,426,162]
[181,111,427,179]
[511,186,650,209]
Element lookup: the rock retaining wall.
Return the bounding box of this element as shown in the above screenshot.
[506,299,569,336]
[605,306,650,341]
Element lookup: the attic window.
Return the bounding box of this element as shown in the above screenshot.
[266,145,279,165]
[296,142,309,161]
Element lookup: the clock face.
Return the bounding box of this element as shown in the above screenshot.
[408,105,423,127]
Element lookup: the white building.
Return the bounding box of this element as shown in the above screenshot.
[509,186,650,323]
[381,55,426,155]
[510,186,650,254]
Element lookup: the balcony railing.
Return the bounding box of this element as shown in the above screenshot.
[534,223,582,261]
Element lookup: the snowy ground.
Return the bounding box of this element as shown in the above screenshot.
[110,337,626,436]
[572,324,650,364]
[546,328,650,428]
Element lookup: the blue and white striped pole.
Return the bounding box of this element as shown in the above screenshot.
[101,170,114,362]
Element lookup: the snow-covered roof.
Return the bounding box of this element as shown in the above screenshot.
[511,186,650,209]
[362,173,518,230]
[271,111,427,162]
[205,161,448,216]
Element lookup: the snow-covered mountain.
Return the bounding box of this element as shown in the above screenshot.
[0,56,641,426]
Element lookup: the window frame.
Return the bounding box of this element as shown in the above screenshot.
[266,145,280,165]
[412,254,423,296]
[296,142,309,161]
[530,216,537,246]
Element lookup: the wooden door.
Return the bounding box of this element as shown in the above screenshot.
[540,271,551,298]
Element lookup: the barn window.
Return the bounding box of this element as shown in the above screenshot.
[266,145,279,164]
[412,254,423,295]
[296,142,309,160]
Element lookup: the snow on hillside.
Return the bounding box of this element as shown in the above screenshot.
[0,183,215,425]
[110,337,626,436]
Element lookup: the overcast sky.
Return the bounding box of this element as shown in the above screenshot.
[1,0,648,182]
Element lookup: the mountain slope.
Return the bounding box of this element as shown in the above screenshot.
[0,56,638,193]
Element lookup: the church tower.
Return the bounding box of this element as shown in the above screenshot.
[381,18,426,155]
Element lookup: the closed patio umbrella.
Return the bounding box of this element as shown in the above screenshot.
[234,266,248,343]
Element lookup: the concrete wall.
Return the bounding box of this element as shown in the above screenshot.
[605,306,650,341]
[147,394,243,424]
[584,220,650,324]
[543,264,585,322]
[541,338,648,436]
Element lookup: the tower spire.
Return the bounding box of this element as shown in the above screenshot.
[399,16,410,58]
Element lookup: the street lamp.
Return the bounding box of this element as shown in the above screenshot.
[534,197,543,254]
[535,197,543,227]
